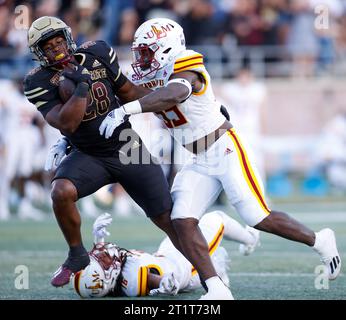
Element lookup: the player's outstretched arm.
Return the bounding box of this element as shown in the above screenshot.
[116,78,152,103]
[99,71,196,139]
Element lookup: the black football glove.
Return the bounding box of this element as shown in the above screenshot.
[62,62,92,86]
[220,104,230,121]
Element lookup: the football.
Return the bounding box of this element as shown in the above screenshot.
[59,73,91,104]
[58,76,77,103]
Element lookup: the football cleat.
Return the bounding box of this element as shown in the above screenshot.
[239,226,260,256]
[51,265,74,287]
[313,228,341,280]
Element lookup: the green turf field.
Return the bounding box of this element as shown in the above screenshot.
[0,200,345,300]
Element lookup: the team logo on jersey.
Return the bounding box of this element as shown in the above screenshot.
[224,147,233,156]
[92,59,102,68]
[90,68,107,80]
[50,72,62,86]
[142,79,164,89]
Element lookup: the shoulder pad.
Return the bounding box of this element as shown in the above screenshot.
[175,49,203,61]
[174,50,204,74]
[76,40,116,62]
[24,67,59,91]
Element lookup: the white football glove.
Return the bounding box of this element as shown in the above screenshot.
[44,137,69,171]
[149,272,180,296]
[92,212,112,243]
[99,107,128,139]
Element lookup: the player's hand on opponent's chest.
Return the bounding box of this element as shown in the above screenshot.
[99,107,129,139]
[62,61,92,86]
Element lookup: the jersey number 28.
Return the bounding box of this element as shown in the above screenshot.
[83,82,110,121]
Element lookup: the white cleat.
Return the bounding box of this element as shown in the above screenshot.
[239,226,260,256]
[313,228,341,280]
[199,284,234,300]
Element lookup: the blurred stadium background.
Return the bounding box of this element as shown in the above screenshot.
[0,0,345,300]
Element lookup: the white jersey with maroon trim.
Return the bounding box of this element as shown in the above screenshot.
[120,249,189,297]
[119,211,226,297]
[129,49,225,145]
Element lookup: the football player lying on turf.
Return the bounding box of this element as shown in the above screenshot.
[73,212,260,298]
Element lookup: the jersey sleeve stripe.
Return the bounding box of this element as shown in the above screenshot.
[25,89,48,99]
[138,266,149,296]
[174,57,203,69]
[24,87,44,95]
[175,54,203,64]
[109,47,114,57]
[110,51,116,64]
[114,68,122,82]
[35,101,48,108]
[174,62,204,72]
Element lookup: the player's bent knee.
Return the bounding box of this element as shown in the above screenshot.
[150,210,174,229]
[51,179,78,203]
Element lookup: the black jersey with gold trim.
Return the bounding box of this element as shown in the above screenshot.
[23,40,131,157]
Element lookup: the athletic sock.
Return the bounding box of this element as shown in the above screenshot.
[63,244,90,272]
[313,231,323,253]
[205,276,224,291]
[219,212,255,245]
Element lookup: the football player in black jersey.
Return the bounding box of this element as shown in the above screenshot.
[24,16,182,287]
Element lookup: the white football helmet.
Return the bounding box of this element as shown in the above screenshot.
[73,243,123,298]
[131,18,186,80]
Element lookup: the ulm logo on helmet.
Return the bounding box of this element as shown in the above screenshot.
[85,272,104,293]
[145,24,173,40]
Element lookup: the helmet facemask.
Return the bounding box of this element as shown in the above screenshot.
[131,43,161,80]
[31,28,76,67]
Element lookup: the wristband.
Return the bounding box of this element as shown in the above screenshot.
[122,100,142,115]
[166,78,192,100]
[73,82,90,98]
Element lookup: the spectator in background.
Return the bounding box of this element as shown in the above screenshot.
[180,0,221,45]
[34,0,60,18]
[62,0,104,45]
[309,0,344,73]
[220,0,265,46]
[101,0,138,46]
[315,108,346,193]
[135,0,176,24]
[0,79,46,220]
[0,4,15,53]
[286,0,319,76]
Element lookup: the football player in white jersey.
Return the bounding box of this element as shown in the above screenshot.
[96,18,342,299]
[73,211,260,298]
